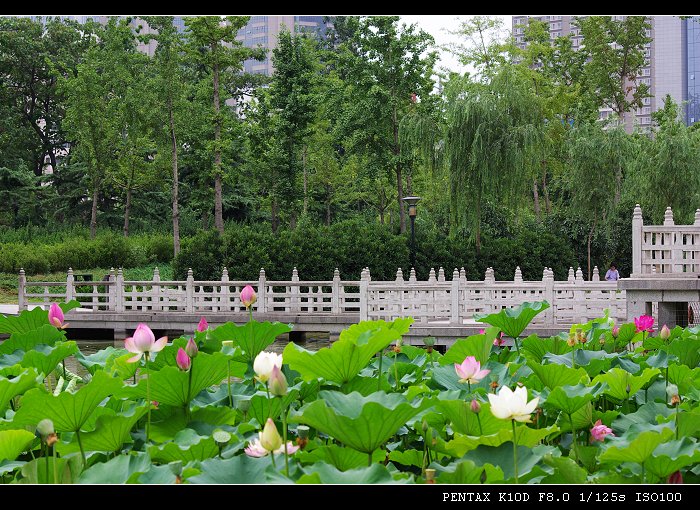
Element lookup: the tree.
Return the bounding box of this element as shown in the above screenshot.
[141,16,187,255]
[329,16,436,233]
[445,66,544,252]
[185,16,264,234]
[577,16,652,125]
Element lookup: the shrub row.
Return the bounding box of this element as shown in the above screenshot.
[0,234,173,274]
[173,219,579,282]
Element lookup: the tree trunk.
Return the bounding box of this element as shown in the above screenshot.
[169,97,181,257]
[90,184,99,239]
[123,187,132,237]
[212,50,224,235]
[302,145,308,216]
[393,105,406,233]
[202,209,209,230]
[406,171,412,195]
[533,178,541,220]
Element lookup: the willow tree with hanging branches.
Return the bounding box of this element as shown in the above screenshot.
[444,67,544,253]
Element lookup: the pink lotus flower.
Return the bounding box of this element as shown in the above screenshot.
[244,438,300,458]
[478,329,485,335]
[470,399,481,413]
[176,348,191,371]
[241,285,257,308]
[493,332,506,347]
[454,356,490,384]
[185,337,198,358]
[197,316,208,332]
[634,315,654,333]
[124,323,168,363]
[612,326,619,338]
[590,419,614,442]
[667,471,683,484]
[48,303,68,329]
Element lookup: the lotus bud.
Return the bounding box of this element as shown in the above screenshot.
[612,326,619,338]
[197,316,208,332]
[668,471,683,484]
[268,365,288,396]
[425,468,436,484]
[240,285,257,308]
[660,324,671,341]
[185,337,199,358]
[48,302,67,329]
[625,383,631,395]
[176,348,191,371]
[237,399,251,413]
[260,418,283,452]
[471,399,481,413]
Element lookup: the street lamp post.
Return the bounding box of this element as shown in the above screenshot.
[403,196,421,270]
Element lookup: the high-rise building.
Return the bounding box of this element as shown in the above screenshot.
[512,15,691,129]
[686,17,700,124]
[236,16,331,75]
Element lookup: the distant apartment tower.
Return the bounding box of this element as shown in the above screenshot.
[512,15,689,129]
[236,16,331,75]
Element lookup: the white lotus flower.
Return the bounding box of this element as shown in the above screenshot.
[487,385,539,423]
[253,351,283,383]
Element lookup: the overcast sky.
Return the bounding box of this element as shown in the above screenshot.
[400,15,512,74]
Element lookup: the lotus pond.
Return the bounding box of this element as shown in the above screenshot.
[1,299,699,484]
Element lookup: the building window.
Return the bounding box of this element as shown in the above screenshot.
[643,97,651,105]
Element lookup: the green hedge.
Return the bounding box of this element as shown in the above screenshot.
[0,234,174,275]
[173,219,578,282]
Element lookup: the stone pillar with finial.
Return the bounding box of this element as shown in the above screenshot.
[438,267,445,282]
[543,267,555,325]
[290,267,300,313]
[108,268,116,311]
[185,268,194,313]
[220,267,229,312]
[451,268,461,325]
[116,268,125,312]
[66,267,75,303]
[592,266,600,282]
[332,268,341,314]
[632,204,643,276]
[151,267,161,312]
[359,267,370,321]
[514,266,523,284]
[18,269,26,311]
[258,269,267,314]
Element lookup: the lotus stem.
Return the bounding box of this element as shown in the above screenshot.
[145,352,151,442]
[368,451,373,467]
[394,349,400,391]
[512,420,519,484]
[44,443,49,484]
[282,403,289,477]
[513,336,521,357]
[53,446,58,484]
[75,429,86,468]
[227,359,233,407]
[185,362,194,422]
[476,413,483,435]
[675,402,680,440]
[377,351,383,391]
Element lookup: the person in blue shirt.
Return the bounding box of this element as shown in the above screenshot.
[605,264,620,281]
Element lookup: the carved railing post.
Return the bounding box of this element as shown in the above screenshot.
[332,268,341,314]
[258,269,267,313]
[116,268,125,312]
[151,267,161,312]
[220,267,229,312]
[185,268,194,313]
[108,268,116,311]
[18,269,26,311]
[451,268,460,325]
[66,268,75,303]
[359,267,370,321]
[632,204,643,276]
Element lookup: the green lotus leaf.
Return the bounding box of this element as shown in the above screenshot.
[77,452,152,484]
[56,404,147,454]
[188,455,272,484]
[432,460,504,484]
[599,427,675,465]
[445,425,559,457]
[441,331,495,366]
[437,400,508,436]
[612,402,673,435]
[462,443,558,482]
[615,323,638,345]
[645,350,676,369]
[20,455,80,484]
[298,445,385,471]
[106,353,139,380]
[339,318,413,341]
[204,320,292,361]
[291,390,431,454]
[75,346,127,375]
[521,334,570,363]
[19,341,78,376]
[298,462,403,484]
[0,429,36,461]
[473,301,550,339]
[645,438,700,479]
[340,375,392,395]
[283,323,403,384]
[667,337,700,368]
[12,371,123,432]
[668,364,700,394]
[0,367,39,414]
[248,390,298,427]
[0,301,79,335]
[121,351,244,407]
[150,337,188,370]
[387,448,424,468]
[540,455,588,484]
[528,361,589,389]
[545,382,606,415]
[148,428,219,463]
[0,325,66,357]
[592,367,660,401]
[137,464,178,484]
